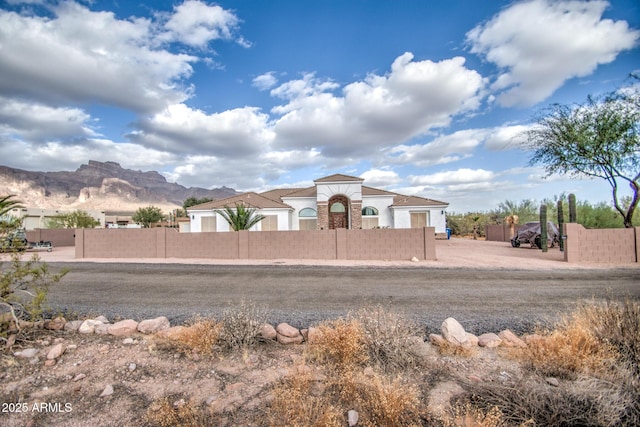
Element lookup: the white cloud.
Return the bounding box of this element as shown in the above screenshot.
[0,2,201,113]
[252,72,279,91]
[387,129,487,167]
[161,0,243,48]
[467,0,639,106]
[410,168,496,185]
[129,103,274,157]
[272,53,485,157]
[360,169,402,187]
[483,124,532,150]
[0,97,97,142]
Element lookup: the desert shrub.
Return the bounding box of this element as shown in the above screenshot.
[165,316,222,356]
[336,369,423,427]
[268,374,342,427]
[518,310,618,379]
[307,318,368,369]
[577,298,640,377]
[462,374,633,427]
[144,395,214,427]
[349,305,421,371]
[220,299,269,351]
[1,252,67,342]
[436,340,478,358]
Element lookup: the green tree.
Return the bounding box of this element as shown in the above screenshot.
[132,206,165,228]
[525,81,639,228]
[183,197,213,211]
[47,210,100,228]
[217,202,265,231]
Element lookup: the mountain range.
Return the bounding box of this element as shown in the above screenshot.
[0,161,238,212]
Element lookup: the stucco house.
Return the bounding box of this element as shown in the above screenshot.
[187,174,448,233]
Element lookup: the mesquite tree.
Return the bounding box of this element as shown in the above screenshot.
[526,81,639,228]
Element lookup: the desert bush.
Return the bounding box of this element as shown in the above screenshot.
[1,252,67,342]
[349,305,421,371]
[307,318,368,369]
[268,373,343,427]
[144,395,214,427]
[337,369,423,427]
[164,316,222,356]
[462,374,633,427]
[518,310,618,379]
[220,299,269,351]
[577,298,640,377]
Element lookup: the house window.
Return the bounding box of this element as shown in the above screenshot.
[362,206,379,229]
[298,208,317,230]
[261,215,278,231]
[410,211,429,228]
[201,215,216,232]
[330,202,345,213]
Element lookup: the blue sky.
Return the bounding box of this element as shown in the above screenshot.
[0,0,638,212]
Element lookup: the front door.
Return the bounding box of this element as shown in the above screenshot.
[329,195,349,229]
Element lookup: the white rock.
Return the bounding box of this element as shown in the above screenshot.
[94,315,110,324]
[64,320,83,331]
[79,319,103,334]
[275,322,300,338]
[14,348,39,359]
[348,409,359,426]
[260,323,277,340]
[441,317,467,346]
[478,333,502,348]
[99,384,114,397]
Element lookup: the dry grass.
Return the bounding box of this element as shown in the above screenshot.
[267,373,343,427]
[162,316,223,356]
[349,305,421,371]
[462,374,634,427]
[269,368,424,427]
[436,340,478,358]
[337,369,424,427]
[144,396,214,427]
[306,318,368,369]
[444,403,512,427]
[516,310,618,379]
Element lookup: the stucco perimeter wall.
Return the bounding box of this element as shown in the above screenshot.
[26,228,76,247]
[75,227,436,261]
[564,223,638,264]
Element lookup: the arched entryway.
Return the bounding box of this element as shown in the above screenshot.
[328,195,349,229]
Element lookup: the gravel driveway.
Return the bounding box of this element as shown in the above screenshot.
[37,239,639,335]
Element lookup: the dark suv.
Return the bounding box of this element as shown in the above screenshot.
[0,229,28,251]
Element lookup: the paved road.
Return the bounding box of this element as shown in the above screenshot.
[46,263,640,335]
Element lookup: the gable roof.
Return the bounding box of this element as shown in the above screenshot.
[314,173,364,183]
[280,186,316,198]
[391,194,448,207]
[188,192,292,210]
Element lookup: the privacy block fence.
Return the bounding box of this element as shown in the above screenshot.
[564,223,639,264]
[74,227,437,261]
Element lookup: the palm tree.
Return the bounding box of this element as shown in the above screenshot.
[0,195,23,217]
[217,202,266,231]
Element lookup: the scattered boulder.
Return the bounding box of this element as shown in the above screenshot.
[156,326,186,340]
[46,343,65,360]
[260,323,277,341]
[64,320,83,332]
[79,319,103,334]
[276,323,304,345]
[465,333,479,347]
[138,316,170,334]
[441,317,468,346]
[108,319,139,337]
[429,333,446,346]
[94,315,110,324]
[498,329,527,348]
[478,333,502,348]
[406,336,437,359]
[99,384,114,397]
[44,316,66,331]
